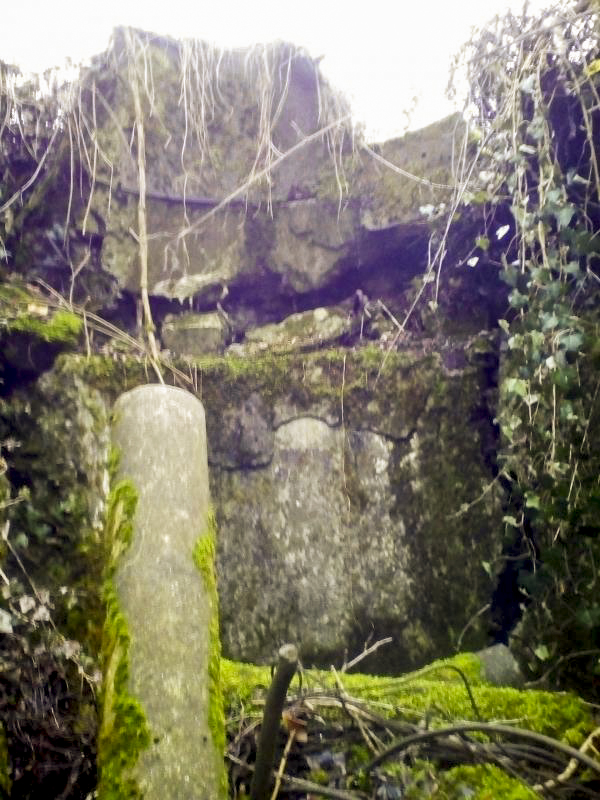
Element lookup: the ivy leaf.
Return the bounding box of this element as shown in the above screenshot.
[559,401,577,421]
[481,560,493,577]
[559,332,583,352]
[0,609,12,634]
[554,206,575,230]
[502,265,519,287]
[508,289,528,309]
[508,334,523,350]
[546,188,562,204]
[534,644,550,661]
[504,378,528,398]
[551,368,575,389]
[503,515,520,527]
[14,532,29,549]
[585,58,600,77]
[576,605,600,629]
[525,493,541,510]
[529,330,545,349]
[563,261,581,277]
[475,235,490,251]
[541,312,559,331]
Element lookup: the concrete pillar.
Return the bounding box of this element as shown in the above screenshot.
[104,384,225,799]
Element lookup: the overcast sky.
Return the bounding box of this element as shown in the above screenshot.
[4,0,547,139]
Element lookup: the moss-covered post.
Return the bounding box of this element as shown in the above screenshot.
[103,384,226,799]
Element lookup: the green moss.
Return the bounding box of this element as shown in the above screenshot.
[193,509,228,799]
[222,651,593,798]
[221,653,594,800]
[222,649,591,746]
[307,767,329,785]
[8,308,82,343]
[434,765,537,799]
[97,478,152,800]
[38,343,499,673]
[55,353,143,393]
[0,724,11,798]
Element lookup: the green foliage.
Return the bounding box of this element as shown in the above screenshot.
[458,2,600,696]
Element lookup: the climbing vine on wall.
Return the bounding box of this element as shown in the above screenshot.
[453,0,600,696]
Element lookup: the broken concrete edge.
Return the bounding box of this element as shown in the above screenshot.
[192,509,228,799]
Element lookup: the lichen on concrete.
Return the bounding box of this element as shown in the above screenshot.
[38,341,502,673]
[199,342,502,669]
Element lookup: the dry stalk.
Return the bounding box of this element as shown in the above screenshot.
[125,29,164,384]
[533,724,600,792]
[341,636,393,673]
[331,666,380,756]
[0,126,59,215]
[269,729,295,800]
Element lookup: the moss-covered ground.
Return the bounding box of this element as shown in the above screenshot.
[221,651,596,799]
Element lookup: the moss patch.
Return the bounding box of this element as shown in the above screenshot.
[193,509,228,799]
[222,650,594,798]
[434,765,537,799]
[221,649,590,745]
[0,724,11,798]
[0,284,82,344]
[7,308,82,343]
[97,477,151,800]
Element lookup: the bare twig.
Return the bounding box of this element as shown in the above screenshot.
[0,126,59,215]
[342,637,393,673]
[533,724,600,792]
[171,114,351,246]
[362,143,456,190]
[365,721,600,777]
[270,729,295,800]
[125,30,164,384]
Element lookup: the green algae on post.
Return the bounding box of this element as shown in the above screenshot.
[193,509,228,799]
[97,478,151,800]
[109,384,226,799]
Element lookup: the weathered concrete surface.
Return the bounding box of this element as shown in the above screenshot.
[162,311,229,356]
[111,385,224,800]
[203,340,503,671]
[215,419,408,663]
